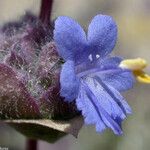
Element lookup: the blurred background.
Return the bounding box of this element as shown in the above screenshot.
[0,0,150,150]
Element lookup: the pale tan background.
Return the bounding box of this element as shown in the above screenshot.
[0,0,150,150]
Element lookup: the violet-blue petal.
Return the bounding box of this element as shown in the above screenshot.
[76,56,122,75]
[54,16,87,62]
[60,60,79,102]
[76,81,106,132]
[98,69,135,92]
[94,76,132,114]
[88,15,117,57]
[95,56,122,70]
[76,78,126,135]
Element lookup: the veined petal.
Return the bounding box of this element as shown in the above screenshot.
[76,56,122,75]
[77,58,134,92]
[78,56,134,91]
[60,60,79,102]
[54,16,87,62]
[94,76,132,114]
[88,15,117,57]
[96,56,122,69]
[76,78,127,135]
[76,81,106,132]
[99,68,135,92]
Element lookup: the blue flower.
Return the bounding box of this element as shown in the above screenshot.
[54,14,135,135]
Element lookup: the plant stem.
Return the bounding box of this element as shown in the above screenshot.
[39,0,54,25]
[26,139,37,150]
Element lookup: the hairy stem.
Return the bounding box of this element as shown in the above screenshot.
[39,0,54,25]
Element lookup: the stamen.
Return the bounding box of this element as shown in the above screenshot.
[119,58,147,71]
[133,70,150,84]
[119,58,150,84]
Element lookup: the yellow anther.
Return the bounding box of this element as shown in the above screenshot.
[119,58,150,84]
[119,58,147,71]
[133,70,150,84]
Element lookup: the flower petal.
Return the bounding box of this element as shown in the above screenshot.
[0,64,41,119]
[76,81,106,132]
[94,76,132,114]
[88,15,117,57]
[54,16,87,63]
[96,56,122,69]
[77,56,134,92]
[76,57,124,80]
[76,56,122,74]
[100,68,135,92]
[76,77,131,135]
[60,60,79,102]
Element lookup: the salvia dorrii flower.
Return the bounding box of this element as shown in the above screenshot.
[54,15,135,135]
[1,11,145,137]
